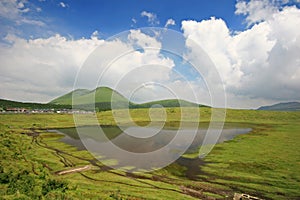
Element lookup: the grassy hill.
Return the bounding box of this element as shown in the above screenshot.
[50,87,206,111]
[50,87,128,105]
[50,87,129,111]
[49,89,91,105]
[258,102,300,111]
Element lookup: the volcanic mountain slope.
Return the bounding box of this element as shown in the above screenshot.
[257,102,300,111]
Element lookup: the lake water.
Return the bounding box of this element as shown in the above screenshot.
[52,125,251,179]
[55,126,251,152]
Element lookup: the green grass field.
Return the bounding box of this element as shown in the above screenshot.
[0,108,299,199]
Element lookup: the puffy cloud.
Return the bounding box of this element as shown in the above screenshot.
[182,6,300,108]
[235,0,300,26]
[235,0,279,26]
[165,18,176,28]
[75,29,176,102]
[0,34,103,102]
[59,2,68,8]
[0,30,178,103]
[91,30,99,39]
[182,17,243,87]
[141,11,160,25]
[128,29,161,51]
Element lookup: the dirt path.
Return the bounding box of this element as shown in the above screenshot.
[56,165,92,175]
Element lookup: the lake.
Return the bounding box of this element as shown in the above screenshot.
[51,125,251,179]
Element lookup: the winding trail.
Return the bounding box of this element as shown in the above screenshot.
[56,165,91,175]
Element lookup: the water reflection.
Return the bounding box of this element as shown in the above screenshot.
[52,126,251,175]
[55,126,251,153]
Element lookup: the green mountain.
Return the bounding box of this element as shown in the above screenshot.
[258,102,300,111]
[50,87,205,111]
[50,89,91,105]
[50,87,128,105]
[50,87,129,111]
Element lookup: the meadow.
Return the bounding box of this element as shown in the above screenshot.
[0,108,299,199]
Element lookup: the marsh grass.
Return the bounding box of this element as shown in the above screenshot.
[0,108,299,199]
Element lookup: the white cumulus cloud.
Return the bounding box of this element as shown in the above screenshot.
[59,2,68,8]
[0,30,178,103]
[91,30,99,39]
[235,0,279,26]
[75,29,176,102]
[182,6,300,108]
[164,18,176,28]
[0,34,103,102]
[141,11,160,25]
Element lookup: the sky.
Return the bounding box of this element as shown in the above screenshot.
[0,0,300,109]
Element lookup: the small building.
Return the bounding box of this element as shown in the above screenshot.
[5,107,28,113]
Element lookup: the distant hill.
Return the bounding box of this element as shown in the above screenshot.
[130,99,207,109]
[50,87,128,105]
[0,99,71,110]
[258,102,300,111]
[50,87,129,111]
[50,87,206,111]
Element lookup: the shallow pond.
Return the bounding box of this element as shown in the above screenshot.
[51,125,251,179]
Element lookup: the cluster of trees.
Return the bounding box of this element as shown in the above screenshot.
[0,99,71,111]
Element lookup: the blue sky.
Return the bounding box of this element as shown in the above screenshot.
[5,0,298,39]
[59,0,243,38]
[1,0,300,108]
[2,0,247,39]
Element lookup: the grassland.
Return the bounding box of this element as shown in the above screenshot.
[0,108,299,199]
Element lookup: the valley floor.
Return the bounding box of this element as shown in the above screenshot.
[0,108,299,199]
